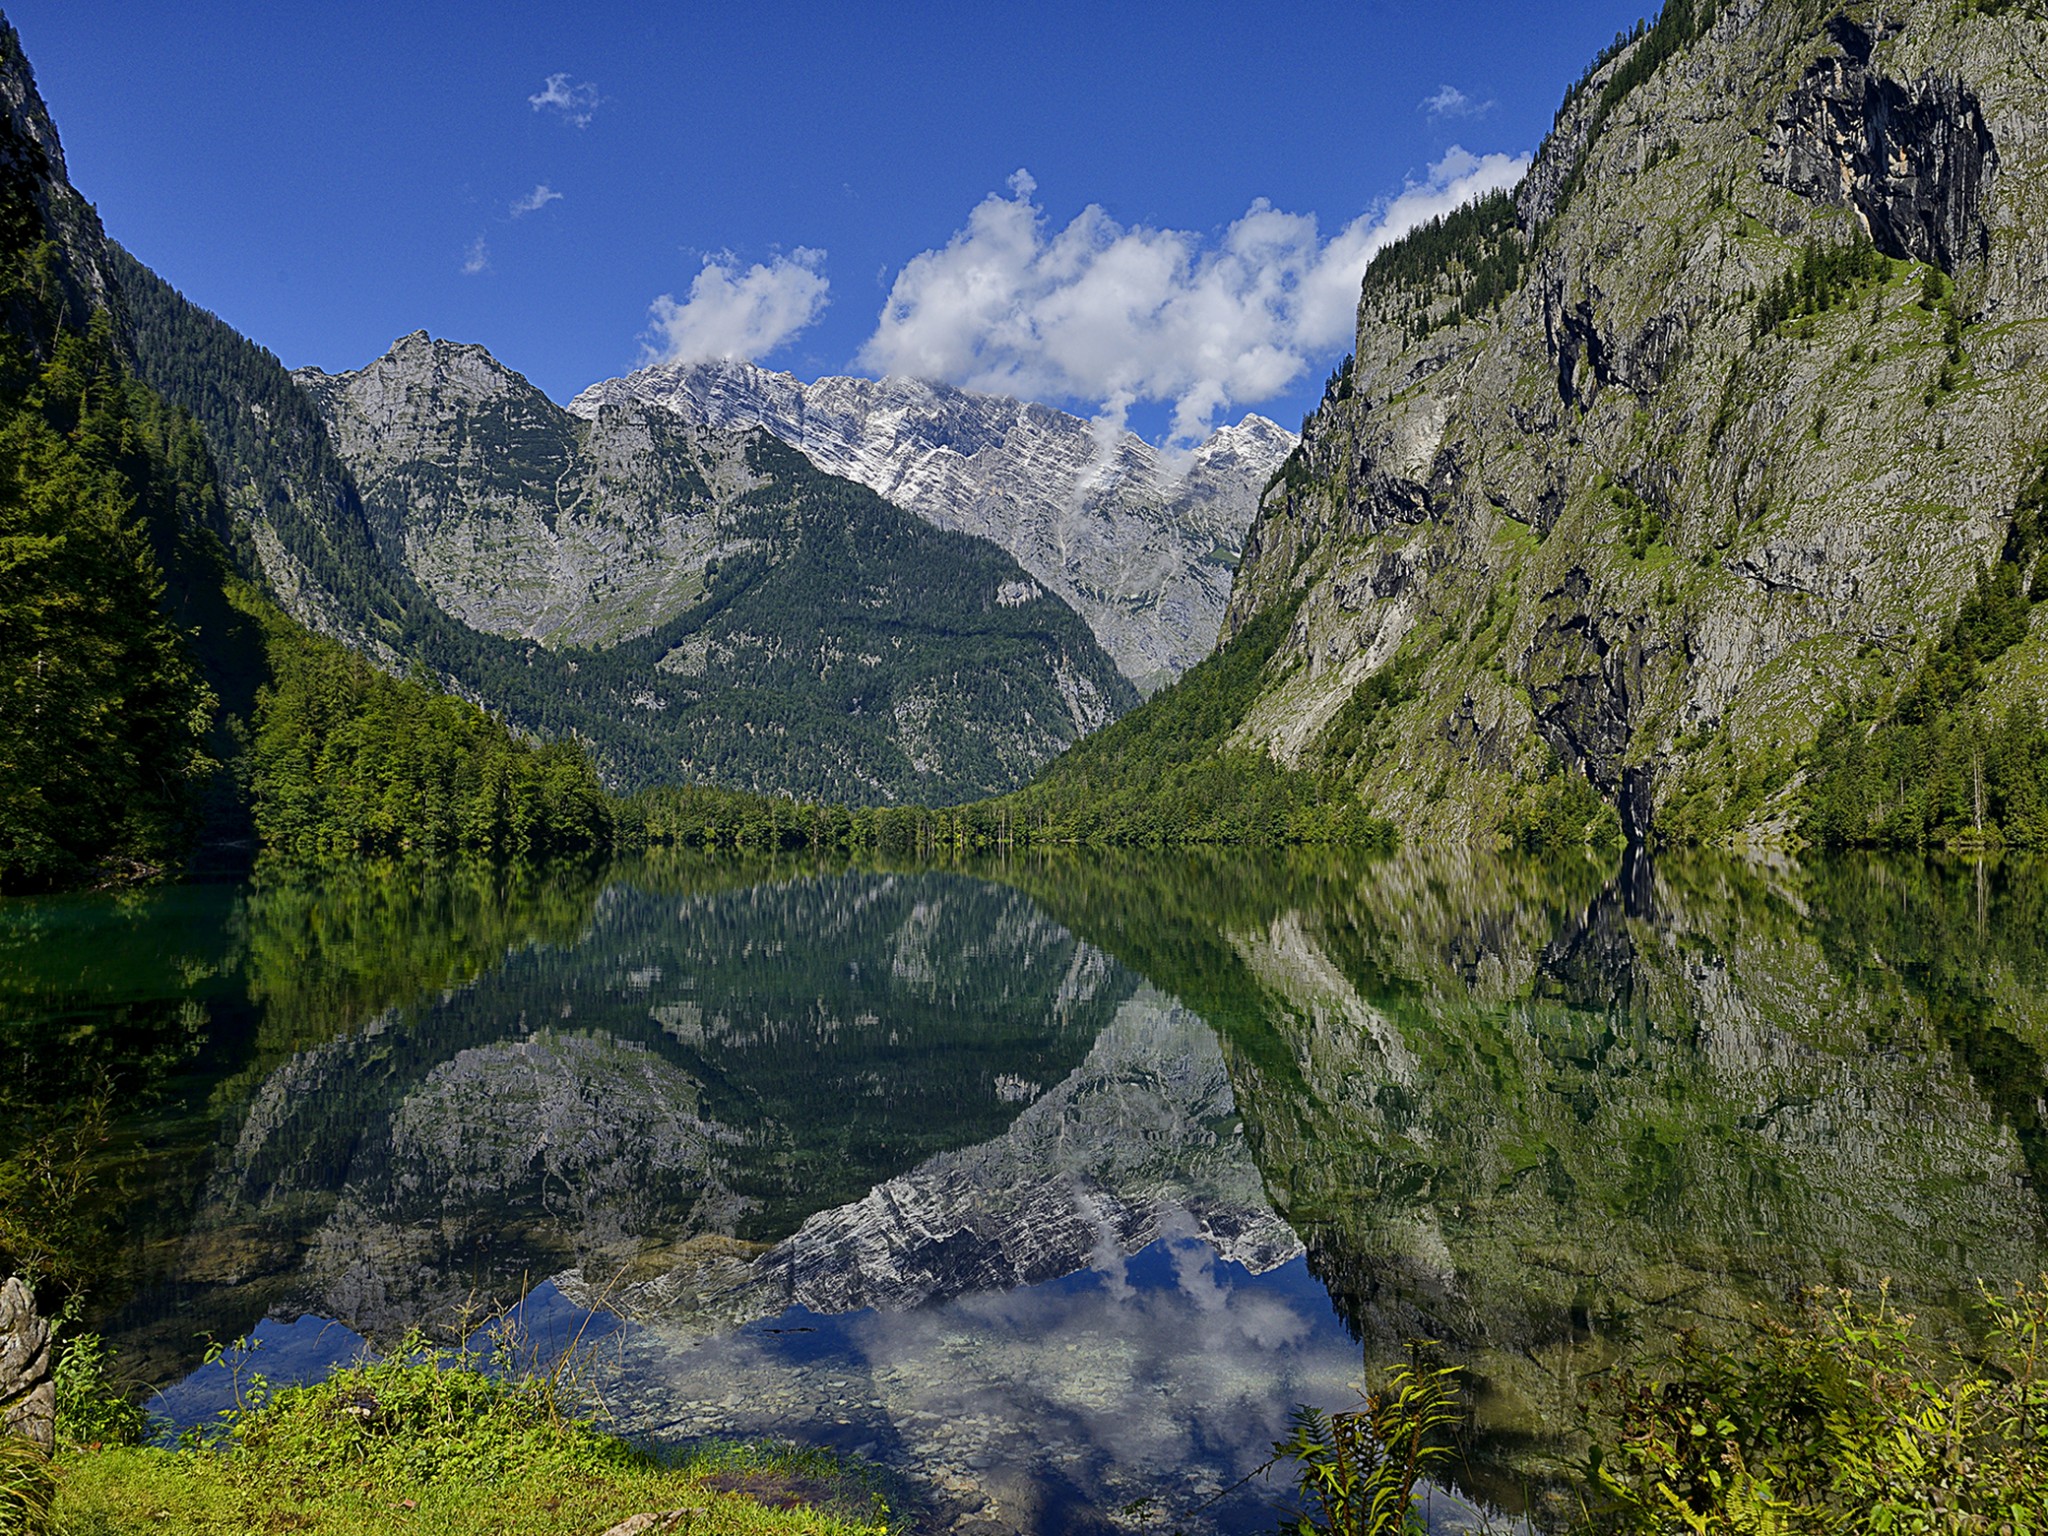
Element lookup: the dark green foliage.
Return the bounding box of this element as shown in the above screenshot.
[0,235,218,889]
[245,603,613,859]
[1315,661,1416,768]
[1322,354,1355,406]
[0,101,623,886]
[1581,1284,2048,1533]
[1267,1360,1462,1536]
[995,599,1395,847]
[1264,442,1316,501]
[1592,0,1718,124]
[1754,234,1890,336]
[1596,473,1669,560]
[1916,266,1968,399]
[1507,756,1625,853]
[55,1333,150,1450]
[624,598,1396,850]
[1359,190,1527,339]
[1802,452,2048,849]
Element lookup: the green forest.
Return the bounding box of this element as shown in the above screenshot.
[0,99,615,891]
[628,598,1395,854]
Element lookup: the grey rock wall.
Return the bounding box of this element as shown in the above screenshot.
[1224,0,2048,845]
[0,1276,53,1453]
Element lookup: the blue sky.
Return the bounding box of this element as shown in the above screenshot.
[15,1,1648,442]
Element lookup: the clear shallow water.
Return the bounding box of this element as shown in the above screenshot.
[6,850,2047,1531]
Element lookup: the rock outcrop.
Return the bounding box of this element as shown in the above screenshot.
[1221,0,2048,845]
[0,1276,53,1453]
[1761,16,1998,272]
[296,335,782,650]
[574,362,1295,693]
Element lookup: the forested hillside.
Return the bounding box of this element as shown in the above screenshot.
[115,261,1136,802]
[0,19,613,889]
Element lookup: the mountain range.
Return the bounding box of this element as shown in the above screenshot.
[574,360,1293,693]
[9,0,2048,881]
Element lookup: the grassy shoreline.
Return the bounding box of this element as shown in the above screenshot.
[16,1334,896,1536]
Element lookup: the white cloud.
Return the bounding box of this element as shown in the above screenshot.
[645,249,830,365]
[1422,84,1492,119]
[529,73,600,127]
[511,184,563,218]
[856,149,1528,445]
[461,236,489,276]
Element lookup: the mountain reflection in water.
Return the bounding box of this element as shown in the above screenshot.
[4,848,2045,1532]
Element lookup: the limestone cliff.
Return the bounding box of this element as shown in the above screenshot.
[1224,0,2048,846]
[297,334,795,650]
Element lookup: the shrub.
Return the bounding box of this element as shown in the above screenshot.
[1270,1360,1463,1536]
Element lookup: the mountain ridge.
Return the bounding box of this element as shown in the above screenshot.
[574,359,1295,693]
[283,328,1138,800]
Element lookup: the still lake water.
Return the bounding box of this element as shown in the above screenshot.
[6,849,2047,1531]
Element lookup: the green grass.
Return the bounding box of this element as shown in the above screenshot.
[44,1338,893,1536]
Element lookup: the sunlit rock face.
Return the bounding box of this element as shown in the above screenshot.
[288,335,1136,801]
[296,335,761,651]
[1220,0,2048,845]
[573,361,1295,694]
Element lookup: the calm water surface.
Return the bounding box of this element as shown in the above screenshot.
[5,850,2045,1532]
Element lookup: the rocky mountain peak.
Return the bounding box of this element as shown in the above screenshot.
[573,360,1294,692]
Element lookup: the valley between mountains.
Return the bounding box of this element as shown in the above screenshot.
[8,0,2048,879]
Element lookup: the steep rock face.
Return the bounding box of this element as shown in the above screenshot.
[573,361,1294,693]
[1762,16,1998,272]
[0,1275,53,1453]
[293,334,1137,799]
[297,334,762,648]
[0,20,115,330]
[1224,0,2048,844]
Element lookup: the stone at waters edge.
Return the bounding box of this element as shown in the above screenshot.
[0,1275,54,1453]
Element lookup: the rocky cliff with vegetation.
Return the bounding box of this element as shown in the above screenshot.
[1214,0,2048,851]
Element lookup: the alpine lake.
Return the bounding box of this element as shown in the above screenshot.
[7,847,2046,1533]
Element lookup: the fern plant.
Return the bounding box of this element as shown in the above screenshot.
[1272,1361,1464,1535]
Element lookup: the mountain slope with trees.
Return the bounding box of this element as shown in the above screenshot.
[112,260,1136,802]
[0,16,613,888]
[1156,0,2048,852]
